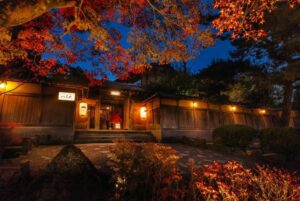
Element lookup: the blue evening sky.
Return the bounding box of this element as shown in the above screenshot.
[187,39,235,73]
[45,22,236,80]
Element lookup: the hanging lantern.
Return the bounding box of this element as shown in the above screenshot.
[140,106,147,120]
[229,106,237,112]
[259,109,266,115]
[0,80,7,90]
[79,102,88,117]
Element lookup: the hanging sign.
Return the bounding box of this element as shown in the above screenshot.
[58,92,76,101]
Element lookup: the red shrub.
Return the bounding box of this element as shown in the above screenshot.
[189,161,300,201]
[109,141,183,201]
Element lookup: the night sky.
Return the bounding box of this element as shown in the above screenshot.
[187,39,235,73]
[45,22,236,80]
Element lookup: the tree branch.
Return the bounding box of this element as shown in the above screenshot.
[0,0,76,28]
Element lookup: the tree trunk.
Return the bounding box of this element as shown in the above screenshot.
[281,80,293,127]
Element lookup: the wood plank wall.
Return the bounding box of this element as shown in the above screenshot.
[0,82,76,127]
[145,97,300,130]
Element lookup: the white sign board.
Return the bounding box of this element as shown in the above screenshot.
[58,92,76,101]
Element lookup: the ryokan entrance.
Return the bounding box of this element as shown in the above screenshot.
[100,103,124,130]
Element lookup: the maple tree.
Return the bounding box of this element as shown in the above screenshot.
[0,0,213,83]
[0,0,299,83]
[213,0,299,40]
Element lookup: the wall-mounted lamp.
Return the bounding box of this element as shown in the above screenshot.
[79,102,88,117]
[0,80,7,90]
[110,90,121,96]
[229,106,237,112]
[192,102,197,108]
[259,109,266,115]
[140,106,147,120]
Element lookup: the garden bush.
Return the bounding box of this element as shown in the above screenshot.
[109,141,182,201]
[212,124,259,150]
[260,127,300,160]
[189,161,300,201]
[0,122,20,159]
[109,142,300,201]
[0,145,105,201]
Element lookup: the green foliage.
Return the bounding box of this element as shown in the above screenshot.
[109,141,182,201]
[195,59,263,104]
[142,64,198,98]
[260,127,300,160]
[293,89,300,110]
[212,124,259,149]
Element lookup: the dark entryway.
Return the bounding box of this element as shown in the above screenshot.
[100,103,123,130]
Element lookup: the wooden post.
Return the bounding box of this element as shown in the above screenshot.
[0,93,4,121]
[123,98,130,130]
[206,102,210,129]
[176,99,179,129]
[95,100,100,130]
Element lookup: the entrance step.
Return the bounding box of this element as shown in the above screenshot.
[74,130,157,143]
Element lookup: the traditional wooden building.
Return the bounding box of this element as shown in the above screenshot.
[0,80,300,143]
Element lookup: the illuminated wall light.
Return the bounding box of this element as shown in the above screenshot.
[110,90,121,96]
[79,102,88,117]
[0,81,7,89]
[140,106,147,120]
[230,106,237,112]
[192,102,197,107]
[259,109,266,115]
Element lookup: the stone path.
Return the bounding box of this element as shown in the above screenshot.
[9,143,257,174]
[167,144,257,170]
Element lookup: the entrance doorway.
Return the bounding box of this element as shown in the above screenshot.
[88,105,96,129]
[100,103,123,130]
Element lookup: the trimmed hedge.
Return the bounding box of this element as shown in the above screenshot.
[260,127,300,160]
[212,124,259,149]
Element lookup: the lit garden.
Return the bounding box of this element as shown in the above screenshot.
[0,0,300,201]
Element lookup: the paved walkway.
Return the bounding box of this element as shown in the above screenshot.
[167,144,257,170]
[7,143,257,175]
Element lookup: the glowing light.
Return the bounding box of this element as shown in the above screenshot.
[140,106,147,120]
[115,123,121,129]
[110,90,120,96]
[58,92,75,101]
[259,109,266,115]
[79,102,88,117]
[230,106,237,112]
[0,81,6,89]
[192,102,197,107]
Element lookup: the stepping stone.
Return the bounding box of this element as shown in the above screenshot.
[41,156,51,160]
[178,163,187,168]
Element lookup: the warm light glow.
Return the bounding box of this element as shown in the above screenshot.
[259,109,266,115]
[230,106,237,112]
[140,106,147,120]
[115,123,121,129]
[0,81,6,89]
[79,102,88,117]
[192,102,197,107]
[110,90,121,96]
[58,92,76,101]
